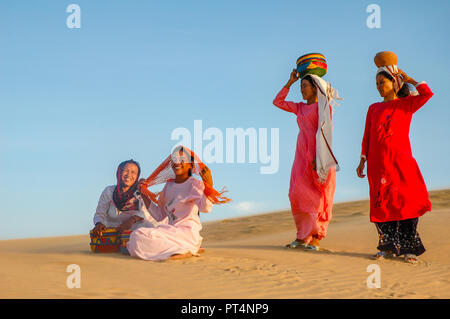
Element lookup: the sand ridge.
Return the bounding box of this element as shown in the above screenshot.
[0,189,449,299]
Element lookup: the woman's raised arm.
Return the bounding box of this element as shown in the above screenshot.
[398,69,434,113]
[273,69,301,114]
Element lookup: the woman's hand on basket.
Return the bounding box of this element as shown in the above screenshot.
[285,69,299,88]
[92,222,106,237]
[397,68,418,86]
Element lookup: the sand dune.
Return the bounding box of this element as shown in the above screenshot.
[1,189,449,299]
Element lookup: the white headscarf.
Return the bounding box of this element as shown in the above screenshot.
[376,65,404,93]
[308,74,343,183]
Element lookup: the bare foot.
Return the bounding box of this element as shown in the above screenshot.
[169,252,194,260]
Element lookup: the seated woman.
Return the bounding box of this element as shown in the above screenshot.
[127,146,230,261]
[91,159,156,237]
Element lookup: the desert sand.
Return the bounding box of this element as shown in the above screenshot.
[1,189,449,299]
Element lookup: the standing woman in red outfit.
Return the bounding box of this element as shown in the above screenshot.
[357,60,434,264]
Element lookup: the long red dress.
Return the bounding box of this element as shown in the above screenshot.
[361,82,433,223]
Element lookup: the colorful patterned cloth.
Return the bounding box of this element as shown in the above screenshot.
[90,228,121,253]
[375,218,425,256]
[120,230,132,255]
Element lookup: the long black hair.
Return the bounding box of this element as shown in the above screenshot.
[377,71,411,98]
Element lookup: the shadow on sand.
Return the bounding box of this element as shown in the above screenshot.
[206,244,382,261]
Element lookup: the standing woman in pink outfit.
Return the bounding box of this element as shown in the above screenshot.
[273,54,342,250]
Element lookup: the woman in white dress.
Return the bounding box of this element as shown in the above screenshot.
[91,160,155,237]
[127,146,230,261]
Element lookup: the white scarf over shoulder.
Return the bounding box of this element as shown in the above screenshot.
[308,74,343,183]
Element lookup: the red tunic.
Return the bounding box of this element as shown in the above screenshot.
[361,83,433,223]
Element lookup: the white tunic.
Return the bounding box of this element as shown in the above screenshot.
[127,177,213,261]
[93,185,157,230]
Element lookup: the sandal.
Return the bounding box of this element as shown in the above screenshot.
[304,244,320,251]
[372,250,394,260]
[404,254,418,264]
[286,239,308,249]
[305,238,320,251]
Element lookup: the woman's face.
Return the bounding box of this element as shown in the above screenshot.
[301,79,317,101]
[171,150,192,176]
[376,73,395,97]
[120,163,139,188]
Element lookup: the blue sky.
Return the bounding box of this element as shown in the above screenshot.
[1,0,449,239]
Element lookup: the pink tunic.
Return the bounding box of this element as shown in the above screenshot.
[127,177,213,261]
[273,87,336,243]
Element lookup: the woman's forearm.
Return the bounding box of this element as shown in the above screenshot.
[132,215,144,223]
[284,80,294,89]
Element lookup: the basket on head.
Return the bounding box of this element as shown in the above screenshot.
[89,227,121,253]
[374,51,398,67]
[296,53,327,78]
